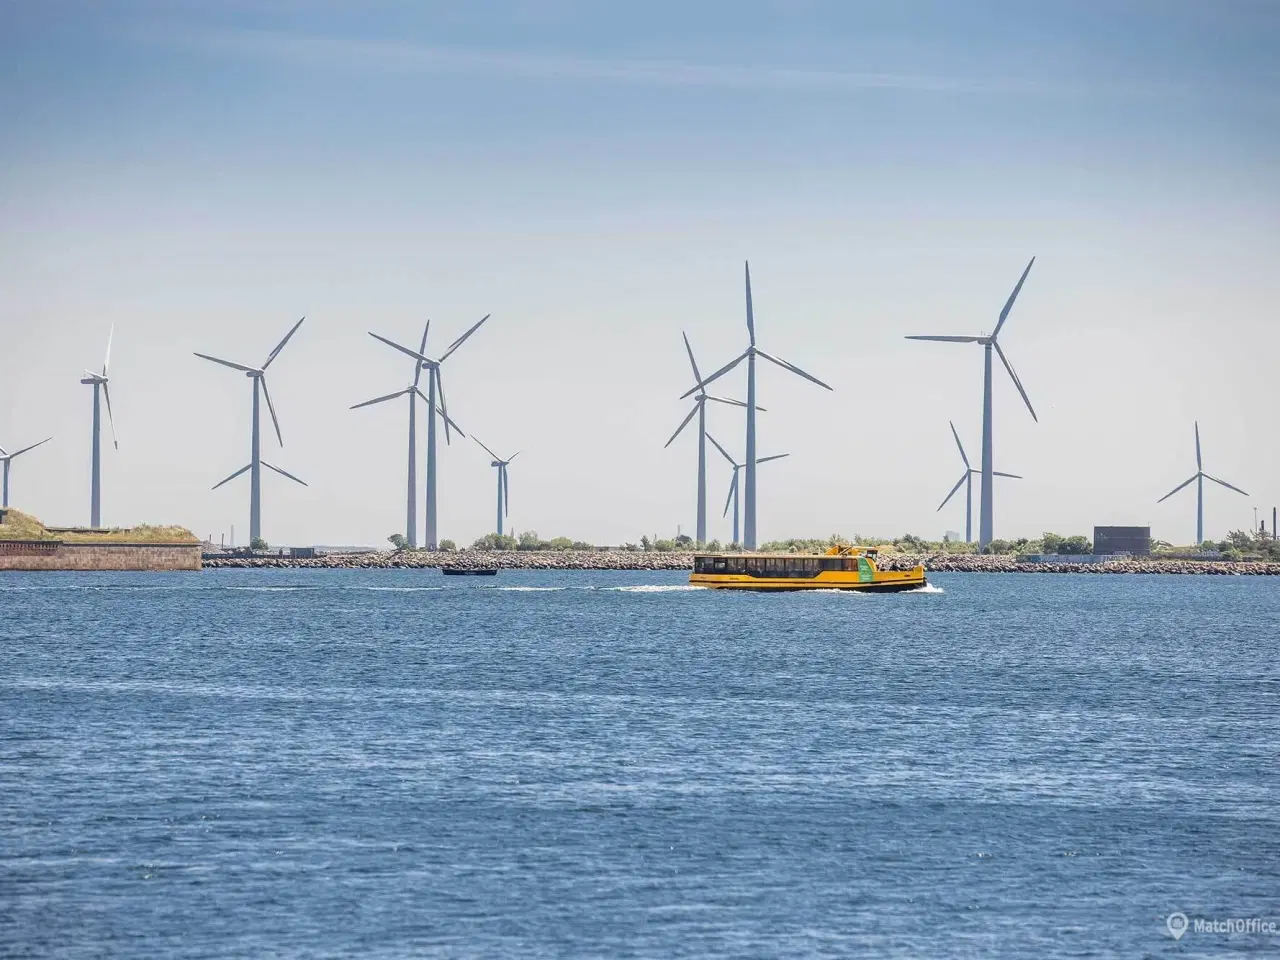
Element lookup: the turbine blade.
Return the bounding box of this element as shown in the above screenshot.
[680,351,749,399]
[9,437,52,458]
[507,451,521,462]
[261,460,308,486]
[102,383,118,449]
[413,321,431,388]
[723,469,738,518]
[350,389,409,410]
[993,471,1022,479]
[212,463,252,490]
[993,341,1037,422]
[905,335,984,343]
[262,316,305,369]
[1157,474,1198,503]
[705,432,736,466]
[419,388,464,438]
[704,395,760,410]
[439,313,490,363]
[992,256,1035,338]
[937,473,968,511]
[472,435,501,461]
[744,261,756,346]
[434,367,452,445]
[102,323,114,376]
[1204,473,1248,497]
[682,331,703,385]
[369,331,432,365]
[664,405,699,448]
[0,442,7,456]
[194,352,256,373]
[949,420,970,469]
[754,349,833,391]
[260,376,283,447]
[1195,421,1202,470]
[757,453,789,464]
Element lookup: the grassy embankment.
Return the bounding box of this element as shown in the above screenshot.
[0,508,198,543]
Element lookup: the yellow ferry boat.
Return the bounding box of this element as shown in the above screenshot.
[690,545,927,592]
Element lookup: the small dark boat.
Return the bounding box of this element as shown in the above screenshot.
[442,567,498,576]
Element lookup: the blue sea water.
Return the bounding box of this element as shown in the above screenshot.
[1,569,1277,958]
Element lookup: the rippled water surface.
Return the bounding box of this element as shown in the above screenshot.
[2,569,1278,957]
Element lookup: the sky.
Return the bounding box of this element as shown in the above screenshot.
[2,0,1278,547]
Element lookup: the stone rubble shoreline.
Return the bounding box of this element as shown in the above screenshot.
[203,550,1280,575]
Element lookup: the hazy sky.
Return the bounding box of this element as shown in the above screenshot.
[2,0,1278,547]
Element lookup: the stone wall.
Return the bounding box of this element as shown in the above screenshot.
[0,542,202,571]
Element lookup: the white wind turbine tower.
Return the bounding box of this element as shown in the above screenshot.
[681,263,832,549]
[906,258,1038,550]
[80,325,118,527]
[936,421,1021,544]
[1157,421,1248,545]
[368,314,488,549]
[350,322,437,548]
[705,433,788,547]
[195,318,308,545]
[473,437,519,537]
[0,436,52,508]
[665,332,753,545]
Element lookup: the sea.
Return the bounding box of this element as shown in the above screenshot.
[2,569,1277,958]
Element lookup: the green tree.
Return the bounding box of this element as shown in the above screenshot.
[250,536,269,551]
[387,533,408,551]
[1040,532,1063,555]
[547,537,574,550]
[438,538,457,552]
[472,533,516,551]
[674,533,693,547]
[517,530,545,551]
[640,535,651,551]
[652,539,677,552]
[1060,535,1091,555]
[705,539,723,553]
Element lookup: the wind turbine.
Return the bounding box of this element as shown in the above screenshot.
[195,317,308,544]
[681,262,831,549]
[0,436,52,508]
[351,322,432,547]
[473,437,519,537]
[906,258,1038,550]
[937,421,1021,544]
[1157,421,1248,545]
[665,332,754,545]
[706,433,788,547]
[80,325,117,526]
[367,314,488,549]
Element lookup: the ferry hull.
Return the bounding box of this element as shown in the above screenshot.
[690,573,927,592]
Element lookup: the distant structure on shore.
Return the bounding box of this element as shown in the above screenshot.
[79,325,118,527]
[682,262,832,549]
[353,323,432,548]
[706,433,788,547]
[0,436,52,508]
[473,437,518,537]
[368,314,488,550]
[936,420,1021,544]
[908,258,1038,550]
[1157,421,1248,544]
[665,333,752,545]
[196,317,308,544]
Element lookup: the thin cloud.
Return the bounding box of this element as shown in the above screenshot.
[130,24,1107,98]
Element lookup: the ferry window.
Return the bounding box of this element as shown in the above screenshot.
[745,558,760,574]
[820,557,841,571]
[713,557,727,572]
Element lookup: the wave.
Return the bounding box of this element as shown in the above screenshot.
[909,583,946,594]
[224,585,319,592]
[364,586,444,592]
[604,584,706,593]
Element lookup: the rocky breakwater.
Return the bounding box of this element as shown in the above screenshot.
[876,554,1280,575]
[204,550,697,571]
